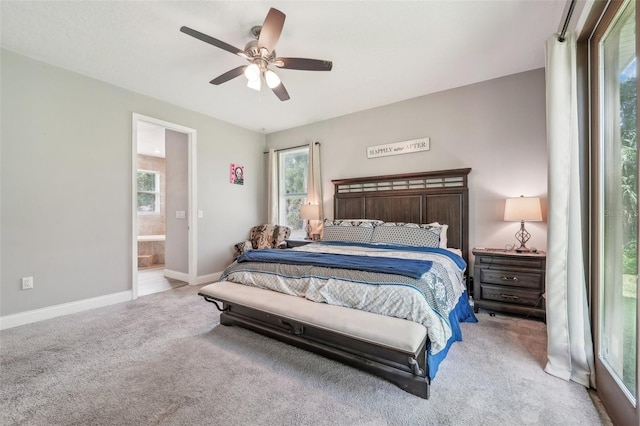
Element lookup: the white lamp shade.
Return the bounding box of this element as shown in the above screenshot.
[504,196,542,222]
[300,204,319,220]
[264,69,281,88]
[244,63,261,81]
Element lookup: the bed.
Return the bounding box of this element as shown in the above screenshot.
[199,168,475,399]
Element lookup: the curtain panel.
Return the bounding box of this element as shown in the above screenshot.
[544,32,595,387]
[307,141,323,235]
[267,149,278,224]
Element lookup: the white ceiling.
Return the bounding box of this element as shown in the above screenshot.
[1,1,570,134]
[137,121,166,158]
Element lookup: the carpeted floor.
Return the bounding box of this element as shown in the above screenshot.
[1,284,605,425]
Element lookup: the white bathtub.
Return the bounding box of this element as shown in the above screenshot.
[137,235,165,242]
[137,235,165,267]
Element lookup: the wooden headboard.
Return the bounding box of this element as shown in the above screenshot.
[332,168,471,264]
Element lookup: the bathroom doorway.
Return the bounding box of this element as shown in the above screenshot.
[131,114,197,298]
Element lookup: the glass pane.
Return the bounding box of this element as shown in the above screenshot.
[601,0,637,401]
[137,193,156,213]
[278,147,309,236]
[284,196,305,231]
[137,171,157,192]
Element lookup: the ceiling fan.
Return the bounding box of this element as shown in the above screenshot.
[180,7,333,101]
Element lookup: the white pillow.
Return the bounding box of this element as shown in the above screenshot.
[426,222,449,248]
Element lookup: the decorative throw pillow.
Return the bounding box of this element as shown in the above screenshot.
[249,224,276,250]
[234,241,253,258]
[370,222,441,247]
[321,219,381,243]
[272,225,291,248]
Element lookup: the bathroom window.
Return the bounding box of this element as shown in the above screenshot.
[137,170,160,214]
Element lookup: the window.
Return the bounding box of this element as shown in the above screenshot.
[599,0,637,403]
[137,170,160,213]
[277,146,309,237]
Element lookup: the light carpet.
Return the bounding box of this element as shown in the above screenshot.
[1,284,604,425]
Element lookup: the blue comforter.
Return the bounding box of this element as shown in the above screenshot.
[237,248,433,279]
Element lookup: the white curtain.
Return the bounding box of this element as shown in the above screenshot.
[544,32,595,387]
[307,141,323,235]
[267,148,278,224]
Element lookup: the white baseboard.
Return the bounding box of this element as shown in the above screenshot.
[0,290,132,330]
[196,271,223,285]
[163,268,190,283]
[163,269,222,286]
[0,270,224,330]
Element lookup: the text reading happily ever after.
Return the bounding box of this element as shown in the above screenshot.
[366,138,430,159]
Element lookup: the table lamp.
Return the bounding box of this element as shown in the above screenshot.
[300,204,320,240]
[504,196,542,252]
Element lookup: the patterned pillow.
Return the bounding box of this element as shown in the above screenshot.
[249,224,276,250]
[321,219,381,243]
[370,222,441,247]
[272,225,291,248]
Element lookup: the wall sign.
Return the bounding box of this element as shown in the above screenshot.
[366,138,430,159]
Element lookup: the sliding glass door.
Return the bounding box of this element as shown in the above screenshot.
[592,0,638,423]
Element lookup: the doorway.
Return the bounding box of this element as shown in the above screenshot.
[131,113,197,298]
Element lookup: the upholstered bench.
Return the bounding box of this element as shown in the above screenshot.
[199,281,431,398]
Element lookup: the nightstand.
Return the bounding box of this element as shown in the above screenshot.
[472,248,546,321]
[285,238,313,248]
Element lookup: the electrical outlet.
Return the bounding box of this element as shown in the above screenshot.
[21,276,34,290]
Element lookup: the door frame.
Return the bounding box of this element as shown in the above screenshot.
[588,1,639,424]
[131,113,198,299]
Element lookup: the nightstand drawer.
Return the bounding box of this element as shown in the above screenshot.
[478,269,542,290]
[480,285,542,308]
[476,254,544,269]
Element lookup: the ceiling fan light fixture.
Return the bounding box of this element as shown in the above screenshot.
[264,69,281,88]
[247,77,261,91]
[244,63,261,81]
[181,7,333,102]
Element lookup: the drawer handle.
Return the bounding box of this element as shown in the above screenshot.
[500,294,520,300]
[500,276,519,282]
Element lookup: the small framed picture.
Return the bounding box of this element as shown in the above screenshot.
[230,164,244,185]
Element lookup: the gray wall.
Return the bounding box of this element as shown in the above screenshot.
[265,69,549,264]
[164,129,189,274]
[1,49,265,316]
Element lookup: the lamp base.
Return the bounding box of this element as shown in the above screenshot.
[305,220,312,240]
[514,221,532,253]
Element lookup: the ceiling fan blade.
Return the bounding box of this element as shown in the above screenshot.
[275,57,333,71]
[180,26,244,56]
[210,66,247,85]
[258,8,286,53]
[271,81,290,101]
